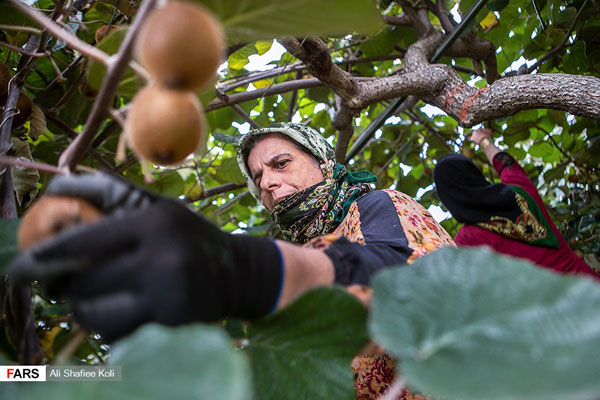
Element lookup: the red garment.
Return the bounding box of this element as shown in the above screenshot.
[454,157,599,280]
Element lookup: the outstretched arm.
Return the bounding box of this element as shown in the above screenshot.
[275,240,334,308]
[469,128,501,163]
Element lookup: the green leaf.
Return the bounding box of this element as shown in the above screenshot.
[198,0,383,42]
[0,4,41,27]
[528,141,553,158]
[0,219,20,274]
[228,44,258,70]
[487,0,509,12]
[370,246,600,400]
[148,170,185,197]
[255,40,273,55]
[100,324,251,400]
[8,324,250,400]
[214,157,245,184]
[555,7,577,29]
[245,287,369,400]
[563,41,588,74]
[87,27,140,100]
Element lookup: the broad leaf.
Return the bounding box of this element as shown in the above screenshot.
[8,324,251,400]
[245,287,369,400]
[87,27,140,100]
[370,246,600,400]
[101,324,251,400]
[198,0,382,42]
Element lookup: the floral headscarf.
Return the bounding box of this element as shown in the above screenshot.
[236,122,377,244]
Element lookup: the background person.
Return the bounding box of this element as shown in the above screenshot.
[10,122,455,399]
[433,128,598,280]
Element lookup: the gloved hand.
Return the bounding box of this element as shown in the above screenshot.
[9,173,283,342]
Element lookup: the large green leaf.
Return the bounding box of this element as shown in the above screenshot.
[0,218,20,274]
[9,324,251,400]
[245,287,369,400]
[197,0,382,42]
[87,27,140,100]
[101,324,251,400]
[370,246,600,400]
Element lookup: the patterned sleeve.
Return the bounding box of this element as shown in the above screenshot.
[320,190,455,285]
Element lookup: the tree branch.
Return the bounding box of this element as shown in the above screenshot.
[58,0,157,171]
[279,36,359,100]
[333,102,358,163]
[206,78,324,111]
[9,0,109,65]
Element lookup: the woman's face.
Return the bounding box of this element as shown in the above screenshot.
[247,134,324,211]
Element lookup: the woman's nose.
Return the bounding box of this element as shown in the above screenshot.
[260,169,280,191]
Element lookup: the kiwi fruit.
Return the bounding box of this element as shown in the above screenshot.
[18,195,102,250]
[135,1,224,91]
[0,63,11,97]
[0,92,33,129]
[125,84,205,166]
[95,24,119,43]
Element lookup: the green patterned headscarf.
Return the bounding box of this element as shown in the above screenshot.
[237,122,377,244]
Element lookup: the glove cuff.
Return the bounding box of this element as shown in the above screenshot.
[228,235,284,319]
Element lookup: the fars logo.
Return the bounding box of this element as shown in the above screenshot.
[0,366,46,381]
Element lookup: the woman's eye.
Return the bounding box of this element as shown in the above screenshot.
[277,160,289,168]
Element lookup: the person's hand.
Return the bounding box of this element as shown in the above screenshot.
[9,173,283,342]
[469,128,493,146]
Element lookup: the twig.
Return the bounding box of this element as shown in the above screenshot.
[0,155,64,175]
[0,41,48,58]
[206,78,324,112]
[58,0,158,171]
[47,54,66,81]
[0,24,42,35]
[9,0,110,65]
[41,106,115,169]
[185,182,246,203]
[525,0,589,74]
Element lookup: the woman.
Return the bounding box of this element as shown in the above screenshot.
[433,128,598,279]
[11,122,454,399]
[237,122,455,399]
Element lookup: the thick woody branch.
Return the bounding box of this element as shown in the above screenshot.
[279,37,358,100]
[434,0,458,33]
[382,14,412,27]
[333,103,358,163]
[426,73,600,126]
[58,0,156,171]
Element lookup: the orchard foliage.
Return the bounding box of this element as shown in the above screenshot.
[1,0,600,399]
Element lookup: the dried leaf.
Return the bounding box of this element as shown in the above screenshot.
[10,137,39,207]
[29,103,46,139]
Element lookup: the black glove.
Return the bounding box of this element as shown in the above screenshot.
[9,173,283,342]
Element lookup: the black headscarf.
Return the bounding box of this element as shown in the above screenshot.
[433,153,559,248]
[433,153,521,223]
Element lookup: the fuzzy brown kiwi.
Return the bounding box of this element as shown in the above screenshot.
[95,24,119,43]
[125,84,205,166]
[18,195,102,250]
[0,63,11,97]
[0,92,33,129]
[135,1,224,91]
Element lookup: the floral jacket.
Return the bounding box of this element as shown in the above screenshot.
[304,189,455,400]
